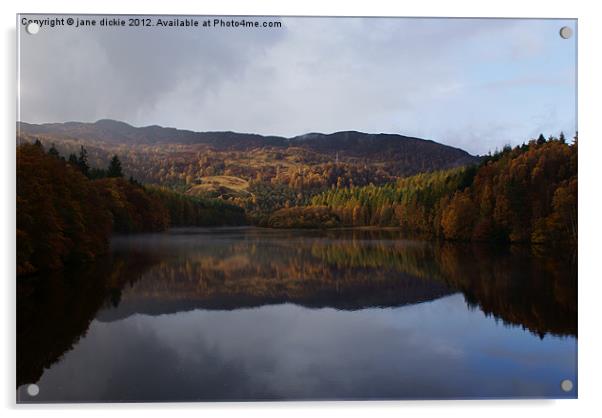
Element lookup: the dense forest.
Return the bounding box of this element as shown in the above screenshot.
[17,120,479,221]
[17,127,577,275]
[17,142,245,275]
[271,136,577,246]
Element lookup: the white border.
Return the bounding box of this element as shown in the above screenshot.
[3,1,600,417]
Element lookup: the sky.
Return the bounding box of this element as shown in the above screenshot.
[18,16,577,155]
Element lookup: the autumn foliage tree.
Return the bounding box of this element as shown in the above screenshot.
[440,191,477,240]
[306,136,577,246]
[145,186,246,227]
[17,143,248,275]
[17,143,112,274]
[267,206,341,228]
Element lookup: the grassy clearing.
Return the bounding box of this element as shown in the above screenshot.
[186,175,252,199]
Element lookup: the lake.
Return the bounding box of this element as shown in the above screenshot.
[17,227,577,402]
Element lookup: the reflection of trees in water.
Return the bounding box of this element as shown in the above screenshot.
[434,244,576,338]
[17,230,577,387]
[106,231,576,338]
[99,239,453,318]
[305,236,576,338]
[16,252,158,387]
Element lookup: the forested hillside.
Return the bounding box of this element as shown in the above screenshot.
[18,120,484,225]
[17,120,478,188]
[277,137,577,246]
[17,142,245,275]
[17,121,577,274]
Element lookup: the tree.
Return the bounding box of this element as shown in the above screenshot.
[48,143,60,158]
[551,178,577,243]
[537,134,546,145]
[440,191,476,240]
[107,155,124,178]
[68,153,78,166]
[77,146,90,177]
[17,143,112,274]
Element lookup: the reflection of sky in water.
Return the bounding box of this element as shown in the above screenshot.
[21,294,576,402]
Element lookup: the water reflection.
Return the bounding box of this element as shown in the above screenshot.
[17,227,577,401]
[16,252,158,387]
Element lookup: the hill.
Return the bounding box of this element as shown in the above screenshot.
[17,120,480,222]
[18,119,477,165]
[304,138,577,245]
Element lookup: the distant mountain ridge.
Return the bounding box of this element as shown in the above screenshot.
[17,119,479,164]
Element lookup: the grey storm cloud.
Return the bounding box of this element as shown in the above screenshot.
[18,16,576,154]
[19,16,285,124]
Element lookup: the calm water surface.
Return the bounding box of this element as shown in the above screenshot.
[17,227,577,402]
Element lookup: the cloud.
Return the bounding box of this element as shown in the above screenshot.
[19,16,285,123]
[18,16,576,154]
